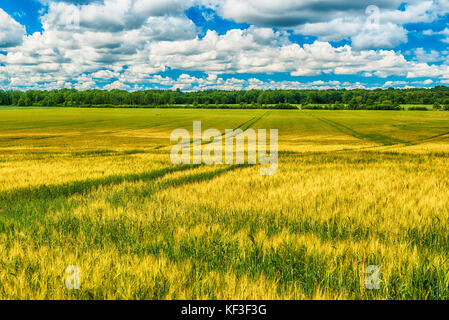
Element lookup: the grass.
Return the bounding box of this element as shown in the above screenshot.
[0,107,448,300]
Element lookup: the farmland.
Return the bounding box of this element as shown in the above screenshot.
[0,107,448,299]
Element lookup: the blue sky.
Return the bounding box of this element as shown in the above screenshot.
[1,0,449,91]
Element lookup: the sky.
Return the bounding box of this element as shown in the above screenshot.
[1,0,449,91]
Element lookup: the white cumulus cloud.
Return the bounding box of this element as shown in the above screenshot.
[0,9,26,48]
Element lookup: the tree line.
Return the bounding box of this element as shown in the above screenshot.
[2,86,449,109]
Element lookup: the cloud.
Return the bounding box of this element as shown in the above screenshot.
[351,23,408,50]
[136,73,366,92]
[216,0,447,49]
[423,28,449,43]
[42,0,194,33]
[148,29,415,77]
[104,80,130,90]
[406,63,449,78]
[91,69,119,79]
[0,9,26,48]
[297,18,408,50]
[1,0,449,90]
[381,1,439,24]
[1,0,198,81]
[412,48,445,63]
[219,0,403,27]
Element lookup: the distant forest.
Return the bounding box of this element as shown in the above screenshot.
[2,86,449,110]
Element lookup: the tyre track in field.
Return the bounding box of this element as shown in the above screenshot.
[314,116,408,146]
[71,111,272,156]
[177,110,272,148]
[302,110,449,153]
[408,130,449,144]
[0,164,254,216]
[214,110,272,143]
[354,127,449,151]
[0,165,198,205]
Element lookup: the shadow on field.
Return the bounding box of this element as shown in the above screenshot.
[179,111,271,147]
[316,117,408,146]
[102,164,252,210]
[0,165,197,204]
[157,164,250,191]
[0,164,252,208]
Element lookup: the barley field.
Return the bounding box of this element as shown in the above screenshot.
[0,107,448,300]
